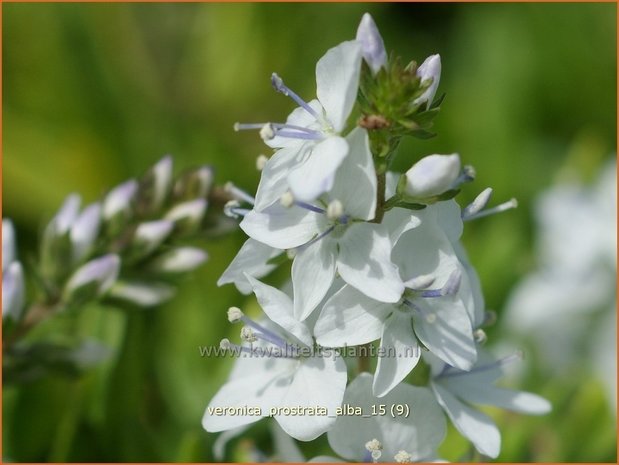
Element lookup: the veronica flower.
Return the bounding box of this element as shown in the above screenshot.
[427,350,551,459]
[326,373,446,462]
[315,202,477,397]
[202,275,347,441]
[240,128,405,319]
[236,40,363,206]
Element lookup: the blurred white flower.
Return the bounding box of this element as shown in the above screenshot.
[2,219,25,321]
[356,13,387,75]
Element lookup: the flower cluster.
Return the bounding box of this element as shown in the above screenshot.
[203,14,549,461]
[3,156,214,380]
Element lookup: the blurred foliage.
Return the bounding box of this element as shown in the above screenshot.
[2,3,616,462]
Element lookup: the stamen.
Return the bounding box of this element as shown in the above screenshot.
[241,326,258,343]
[227,307,244,323]
[326,200,344,221]
[280,192,295,208]
[224,200,250,219]
[298,225,335,251]
[437,350,524,379]
[271,73,320,119]
[474,328,487,344]
[463,187,493,217]
[272,130,323,141]
[295,200,326,215]
[420,269,461,298]
[464,197,518,221]
[394,450,413,463]
[224,182,255,205]
[452,164,476,188]
[260,123,275,141]
[256,154,269,171]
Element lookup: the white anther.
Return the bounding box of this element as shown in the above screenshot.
[326,199,344,221]
[260,123,275,141]
[241,326,257,343]
[464,187,493,217]
[365,438,383,452]
[425,313,437,324]
[280,191,295,208]
[220,338,231,349]
[394,450,413,463]
[474,328,487,344]
[256,154,269,171]
[227,307,244,323]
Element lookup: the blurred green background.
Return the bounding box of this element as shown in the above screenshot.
[2,3,616,462]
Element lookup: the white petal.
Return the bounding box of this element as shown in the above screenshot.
[315,285,394,347]
[412,296,477,370]
[246,275,313,347]
[337,223,404,303]
[446,382,551,415]
[276,356,347,441]
[202,363,291,432]
[292,238,337,321]
[271,422,306,462]
[435,200,464,244]
[373,312,420,397]
[316,41,363,132]
[254,146,306,211]
[454,241,486,327]
[266,100,323,149]
[329,128,377,221]
[382,207,422,245]
[213,426,251,461]
[288,136,348,202]
[240,204,324,249]
[329,373,446,462]
[218,239,281,294]
[392,207,458,285]
[431,382,500,458]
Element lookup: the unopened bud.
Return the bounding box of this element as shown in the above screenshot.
[103,180,138,221]
[164,199,207,235]
[136,155,173,216]
[108,280,175,307]
[413,54,441,109]
[3,219,16,271]
[63,254,121,302]
[173,166,214,201]
[404,153,461,199]
[227,307,244,323]
[52,194,81,236]
[132,220,174,257]
[2,262,24,321]
[148,247,208,274]
[356,13,387,75]
[70,203,102,263]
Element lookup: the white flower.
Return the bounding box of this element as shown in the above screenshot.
[403,154,461,199]
[315,202,477,397]
[427,350,551,459]
[241,128,404,319]
[356,13,387,75]
[238,40,363,207]
[414,54,441,109]
[327,373,446,462]
[504,159,616,407]
[202,275,347,441]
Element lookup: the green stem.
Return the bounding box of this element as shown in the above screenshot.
[372,172,387,223]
